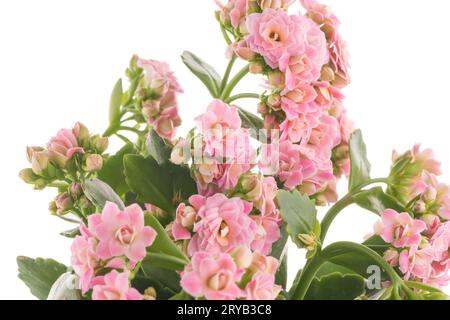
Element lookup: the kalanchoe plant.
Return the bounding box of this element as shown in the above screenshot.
[18,0,449,300]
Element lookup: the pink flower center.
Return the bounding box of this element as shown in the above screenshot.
[216,221,230,246]
[116,225,136,245]
[207,272,229,291]
[103,289,122,300]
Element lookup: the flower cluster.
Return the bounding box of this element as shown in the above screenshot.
[135,57,184,140]
[373,146,450,288]
[180,248,281,300]
[71,202,157,299]
[217,0,354,204]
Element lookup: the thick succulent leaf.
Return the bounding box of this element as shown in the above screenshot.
[305,272,365,300]
[83,178,125,210]
[348,130,371,191]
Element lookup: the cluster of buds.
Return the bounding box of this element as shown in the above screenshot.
[20,123,108,190]
[132,56,183,141]
[48,183,94,217]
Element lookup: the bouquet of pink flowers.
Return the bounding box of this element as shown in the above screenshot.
[18,0,449,300]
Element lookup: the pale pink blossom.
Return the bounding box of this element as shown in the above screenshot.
[259,141,317,190]
[399,246,435,281]
[254,177,280,219]
[88,202,157,263]
[48,128,84,167]
[138,58,183,95]
[245,272,282,300]
[216,0,247,29]
[251,216,281,255]
[172,195,205,241]
[411,145,442,176]
[246,9,328,71]
[180,251,244,300]
[188,194,258,256]
[280,85,318,121]
[250,252,279,275]
[306,114,341,160]
[92,270,143,300]
[374,209,426,249]
[71,223,98,293]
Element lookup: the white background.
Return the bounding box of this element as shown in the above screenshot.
[1,0,449,299]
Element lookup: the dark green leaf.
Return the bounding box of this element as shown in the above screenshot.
[235,107,264,140]
[353,187,405,215]
[17,256,67,300]
[363,235,390,256]
[144,214,189,269]
[83,178,125,210]
[170,291,194,300]
[97,144,135,196]
[169,164,197,202]
[140,263,181,293]
[181,51,222,98]
[305,272,365,300]
[348,130,371,191]
[271,227,288,288]
[124,155,174,213]
[60,227,80,239]
[109,78,123,126]
[277,190,317,249]
[147,129,172,166]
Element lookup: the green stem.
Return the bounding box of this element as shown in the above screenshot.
[320,177,391,243]
[220,65,250,100]
[404,281,442,293]
[118,126,142,135]
[226,93,260,104]
[220,23,232,45]
[291,254,324,300]
[115,133,133,145]
[56,215,80,224]
[47,182,69,189]
[220,55,237,94]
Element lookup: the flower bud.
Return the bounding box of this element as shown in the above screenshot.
[233,41,256,61]
[91,135,109,154]
[84,154,103,172]
[259,0,293,10]
[142,100,161,119]
[238,173,262,201]
[143,287,157,300]
[414,200,427,214]
[55,192,73,215]
[320,65,335,82]
[19,168,37,184]
[70,183,83,199]
[73,122,90,147]
[298,232,317,252]
[230,246,253,269]
[249,61,263,74]
[26,146,44,163]
[267,94,281,110]
[257,103,268,115]
[170,138,191,165]
[78,195,93,210]
[422,187,437,203]
[383,248,399,267]
[48,201,58,215]
[267,70,285,88]
[247,1,261,15]
[31,150,50,175]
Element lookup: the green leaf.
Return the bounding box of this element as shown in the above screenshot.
[271,227,288,288]
[236,107,264,140]
[124,155,174,213]
[181,51,222,98]
[147,129,172,166]
[97,143,135,196]
[59,227,80,239]
[277,190,317,249]
[140,263,181,293]
[169,164,197,202]
[83,178,125,210]
[348,129,371,191]
[170,291,194,300]
[353,187,406,215]
[144,214,189,269]
[304,272,365,300]
[109,78,123,126]
[363,235,390,256]
[17,256,67,300]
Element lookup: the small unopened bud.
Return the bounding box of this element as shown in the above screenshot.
[170,139,191,165]
[26,146,44,163]
[143,287,157,300]
[55,193,73,215]
[239,173,262,201]
[149,78,169,98]
[79,195,93,210]
[247,0,261,14]
[73,122,90,146]
[268,70,285,88]
[267,94,281,110]
[320,65,335,82]
[298,233,317,252]
[249,61,263,74]
[383,248,399,267]
[414,200,427,214]
[48,201,58,215]
[85,154,103,172]
[422,187,437,203]
[230,246,253,269]
[31,150,50,175]
[70,183,83,199]
[257,103,269,115]
[91,135,109,154]
[19,168,36,184]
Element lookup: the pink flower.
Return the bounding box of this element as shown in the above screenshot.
[430,222,450,262]
[47,128,84,167]
[151,104,182,140]
[399,246,435,281]
[180,251,244,300]
[92,270,143,300]
[251,216,281,255]
[188,194,258,256]
[172,195,205,241]
[245,272,282,300]
[306,113,341,160]
[280,85,318,120]
[138,58,183,96]
[246,9,328,71]
[374,209,427,248]
[411,145,442,176]
[259,141,317,190]
[329,33,351,88]
[254,177,280,219]
[71,223,98,294]
[195,100,242,157]
[250,252,279,275]
[216,0,247,29]
[88,202,157,263]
